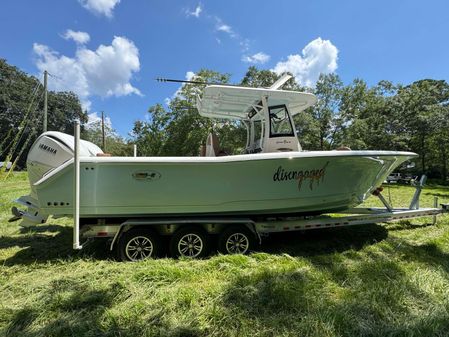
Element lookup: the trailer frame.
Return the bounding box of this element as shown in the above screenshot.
[77,187,448,260]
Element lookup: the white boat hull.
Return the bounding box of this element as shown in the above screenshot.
[30,151,415,218]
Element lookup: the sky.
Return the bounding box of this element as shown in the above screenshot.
[1,0,449,137]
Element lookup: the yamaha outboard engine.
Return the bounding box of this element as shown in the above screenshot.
[27,132,103,195]
[12,132,103,227]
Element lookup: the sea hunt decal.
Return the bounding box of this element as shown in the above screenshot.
[132,170,161,181]
[273,161,329,191]
[38,143,57,155]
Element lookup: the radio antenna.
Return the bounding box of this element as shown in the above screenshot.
[156,77,242,87]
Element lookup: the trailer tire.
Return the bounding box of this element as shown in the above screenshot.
[170,226,210,258]
[218,226,256,255]
[117,228,160,261]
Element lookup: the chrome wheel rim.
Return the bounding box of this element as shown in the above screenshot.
[125,236,154,261]
[178,233,203,257]
[226,233,249,254]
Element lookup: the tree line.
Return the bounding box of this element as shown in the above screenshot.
[1,60,448,182]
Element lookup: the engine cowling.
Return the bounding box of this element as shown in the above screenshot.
[27,131,103,198]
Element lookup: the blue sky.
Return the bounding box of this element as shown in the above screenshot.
[1,0,449,137]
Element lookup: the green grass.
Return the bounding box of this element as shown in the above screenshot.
[1,172,449,337]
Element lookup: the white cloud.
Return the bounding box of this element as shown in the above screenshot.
[33,35,141,111]
[186,3,202,18]
[240,39,250,52]
[214,17,238,39]
[217,24,232,34]
[185,71,195,81]
[78,0,120,18]
[63,29,90,45]
[76,37,141,97]
[186,10,257,59]
[242,52,270,64]
[272,37,338,87]
[33,43,91,109]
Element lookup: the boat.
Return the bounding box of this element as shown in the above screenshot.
[14,75,417,227]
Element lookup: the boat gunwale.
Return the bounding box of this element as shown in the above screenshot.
[79,150,417,164]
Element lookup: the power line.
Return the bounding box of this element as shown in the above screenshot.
[1,83,43,173]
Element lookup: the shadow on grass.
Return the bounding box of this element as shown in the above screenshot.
[0,223,110,265]
[379,240,449,274]
[4,279,129,337]
[425,192,449,199]
[4,277,206,337]
[220,237,449,336]
[386,221,435,231]
[259,224,388,257]
[18,224,65,234]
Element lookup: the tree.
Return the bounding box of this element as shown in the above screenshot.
[395,79,449,175]
[430,107,449,181]
[0,59,87,169]
[338,78,370,149]
[47,91,87,134]
[240,66,302,91]
[132,69,243,156]
[82,117,131,156]
[344,80,401,150]
[310,73,344,150]
[131,104,171,156]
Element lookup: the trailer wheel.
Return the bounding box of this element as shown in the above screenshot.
[117,228,160,261]
[218,226,255,255]
[170,226,209,258]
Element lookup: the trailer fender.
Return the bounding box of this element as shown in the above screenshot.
[243,222,261,244]
[110,223,129,251]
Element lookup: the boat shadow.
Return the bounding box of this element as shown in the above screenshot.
[424,191,449,199]
[258,224,388,257]
[0,223,111,266]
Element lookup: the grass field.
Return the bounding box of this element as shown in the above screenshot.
[1,172,449,337]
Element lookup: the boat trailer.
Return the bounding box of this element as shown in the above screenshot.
[77,174,448,258]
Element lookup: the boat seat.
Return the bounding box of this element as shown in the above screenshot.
[205,132,220,157]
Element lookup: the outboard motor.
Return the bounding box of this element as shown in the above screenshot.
[27,132,103,194]
[12,132,103,227]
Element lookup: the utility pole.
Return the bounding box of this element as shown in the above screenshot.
[43,70,48,132]
[101,111,105,151]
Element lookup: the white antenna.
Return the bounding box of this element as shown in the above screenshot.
[269,73,292,90]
